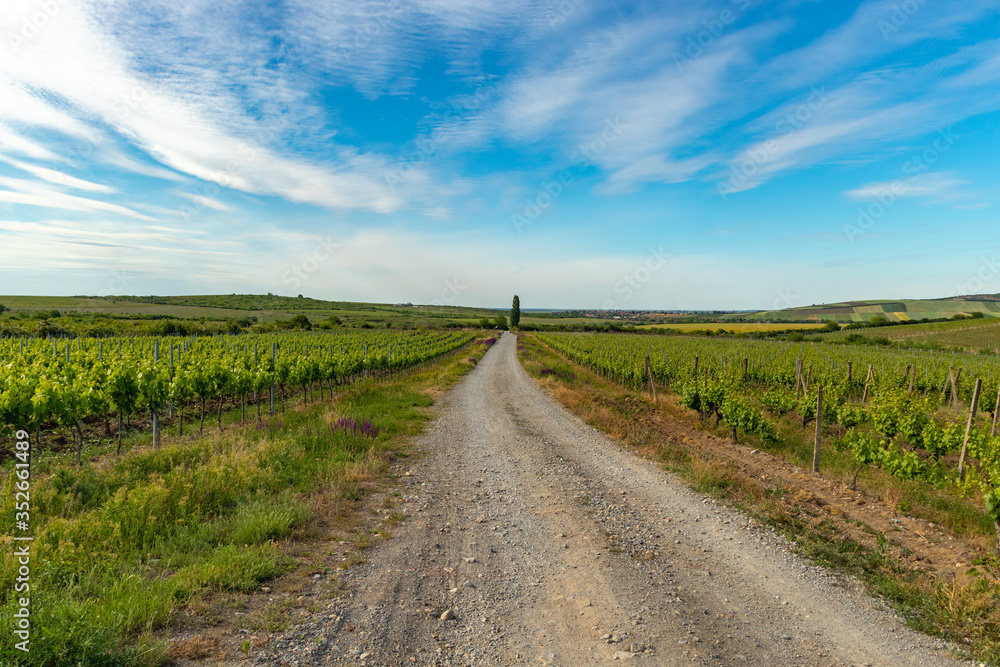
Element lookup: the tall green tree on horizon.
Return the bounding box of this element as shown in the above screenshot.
[510,295,520,329]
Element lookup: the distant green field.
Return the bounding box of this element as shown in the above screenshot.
[0,296,113,309]
[8,294,998,341]
[733,296,1000,323]
[519,316,619,326]
[0,294,508,327]
[0,295,632,331]
[639,322,825,332]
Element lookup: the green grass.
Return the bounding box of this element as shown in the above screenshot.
[225,498,310,546]
[173,544,288,593]
[0,340,491,666]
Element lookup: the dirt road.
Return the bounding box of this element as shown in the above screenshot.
[253,332,970,666]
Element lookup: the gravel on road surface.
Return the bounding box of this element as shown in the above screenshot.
[251,331,972,666]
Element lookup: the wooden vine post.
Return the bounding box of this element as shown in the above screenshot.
[951,368,962,414]
[152,340,160,448]
[957,378,983,479]
[644,354,657,402]
[991,382,1000,438]
[941,366,961,407]
[168,342,174,419]
[861,364,874,404]
[270,343,276,416]
[795,358,804,398]
[813,385,823,473]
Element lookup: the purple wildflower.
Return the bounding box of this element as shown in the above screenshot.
[331,417,381,439]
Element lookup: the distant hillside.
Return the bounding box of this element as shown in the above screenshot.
[0,294,510,329]
[118,294,370,310]
[731,295,1000,323]
[822,316,1000,352]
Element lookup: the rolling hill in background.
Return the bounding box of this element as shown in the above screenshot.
[6,293,1000,327]
[732,295,1000,323]
[0,294,584,332]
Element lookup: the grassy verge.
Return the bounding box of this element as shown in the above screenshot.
[0,340,492,666]
[517,333,1000,665]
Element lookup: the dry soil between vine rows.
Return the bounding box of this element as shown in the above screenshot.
[252,332,973,666]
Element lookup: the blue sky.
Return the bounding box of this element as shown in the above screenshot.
[1,0,999,310]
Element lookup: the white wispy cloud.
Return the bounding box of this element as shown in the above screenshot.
[0,217,251,291]
[0,0,410,213]
[447,0,1000,196]
[233,225,735,308]
[173,190,231,212]
[0,219,235,248]
[757,0,1000,92]
[282,0,556,96]
[0,176,150,219]
[0,155,114,193]
[0,124,57,160]
[427,11,776,192]
[0,75,92,138]
[4,0,995,215]
[0,0,998,306]
[100,151,187,183]
[844,173,967,201]
[714,34,1000,193]
[0,190,144,219]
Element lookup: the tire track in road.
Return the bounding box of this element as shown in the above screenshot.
[254,331,970,666]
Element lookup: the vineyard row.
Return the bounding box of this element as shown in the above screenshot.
[537,332,1000,550]
[0,330,475,464]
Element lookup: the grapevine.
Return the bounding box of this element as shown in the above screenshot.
[537,332,1000,551]
[0,330,474,460]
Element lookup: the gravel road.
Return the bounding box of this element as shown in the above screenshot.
[253,331,972,666]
